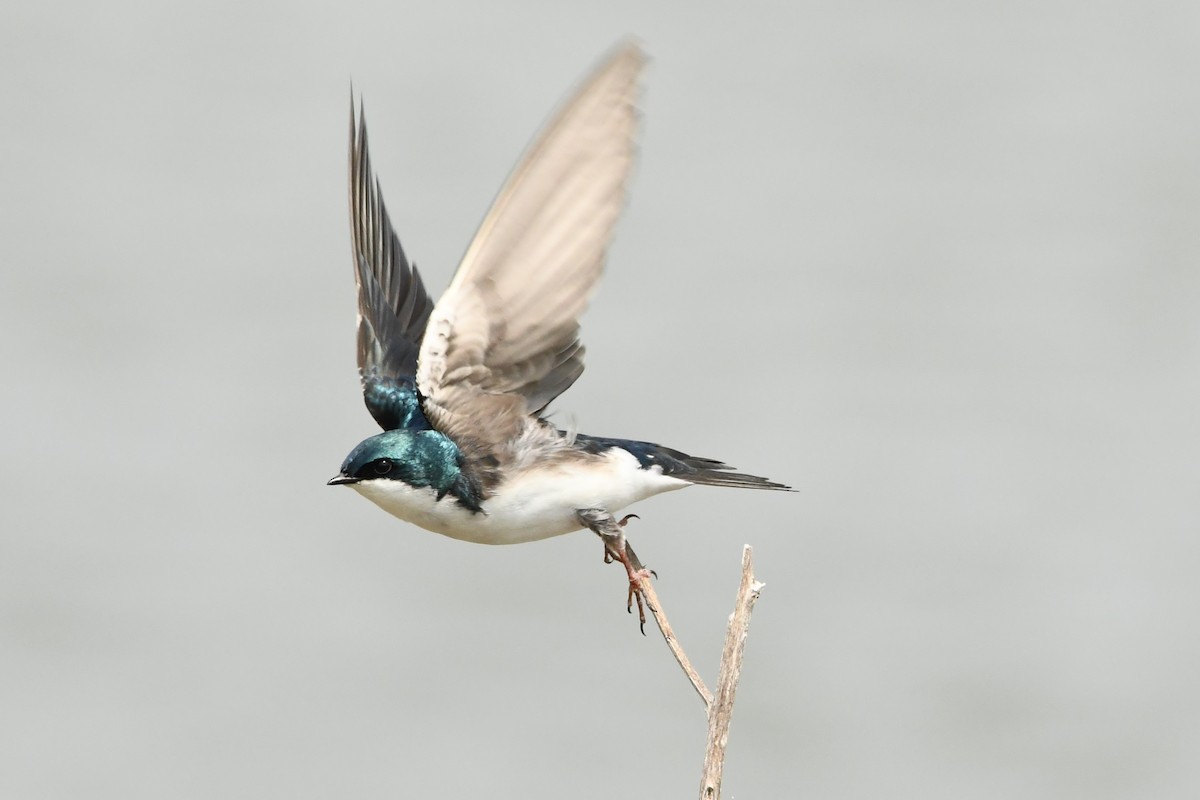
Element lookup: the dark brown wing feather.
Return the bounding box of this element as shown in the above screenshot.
[349,98,436,429]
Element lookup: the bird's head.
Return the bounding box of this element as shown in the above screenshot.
[328,428,464,497]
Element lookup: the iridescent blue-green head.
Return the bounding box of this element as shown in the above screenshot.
[329,429,456,493]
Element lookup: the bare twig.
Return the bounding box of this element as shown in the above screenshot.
[636,571,714,709]
[576,509,766,799]
[699,545,764,800]
[576,508,715,707]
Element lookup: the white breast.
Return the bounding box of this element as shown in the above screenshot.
[349,447,689,545]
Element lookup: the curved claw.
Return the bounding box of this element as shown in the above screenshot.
[623,567,656,634]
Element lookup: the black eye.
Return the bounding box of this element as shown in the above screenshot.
[372,459,393,476]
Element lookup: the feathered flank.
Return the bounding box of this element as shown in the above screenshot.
[349,97,437,430]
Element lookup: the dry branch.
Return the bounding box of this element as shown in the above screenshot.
[579,509,764,800]
[698,545,764,800]
[636,572,714,708]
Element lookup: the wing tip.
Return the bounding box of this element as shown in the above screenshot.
[608,36,648,72]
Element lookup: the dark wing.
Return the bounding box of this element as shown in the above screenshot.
[416,42,644,458]
[349,98,437,430]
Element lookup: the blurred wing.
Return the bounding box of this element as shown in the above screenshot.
[350,99,437,430]
[417,42,644,452]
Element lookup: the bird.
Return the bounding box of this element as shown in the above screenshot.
[328,42,790,629]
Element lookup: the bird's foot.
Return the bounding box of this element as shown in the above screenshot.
[576,508,656,634]
[602,514,641,564]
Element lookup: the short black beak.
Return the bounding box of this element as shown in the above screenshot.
[327,474,360,486]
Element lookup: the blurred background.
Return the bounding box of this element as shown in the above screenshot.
[2,1,1197,797]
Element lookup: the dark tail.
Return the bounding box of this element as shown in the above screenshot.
[573,433,793,491]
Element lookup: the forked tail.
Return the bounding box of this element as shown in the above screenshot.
[573,434,792,491]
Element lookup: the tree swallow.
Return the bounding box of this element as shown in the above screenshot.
[329,43,790,623]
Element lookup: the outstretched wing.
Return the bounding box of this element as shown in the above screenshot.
[349,99,437,430]
[416,41,645,458]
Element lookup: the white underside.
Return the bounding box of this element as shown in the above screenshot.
[349,447,690,544]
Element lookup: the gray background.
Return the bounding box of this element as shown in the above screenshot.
[3,1,1197,797]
